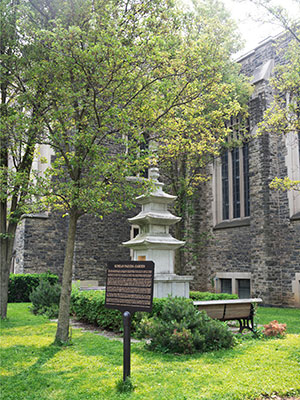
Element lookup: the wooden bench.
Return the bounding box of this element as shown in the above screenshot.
[193,298,262,333]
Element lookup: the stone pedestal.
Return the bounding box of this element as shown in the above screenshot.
[123,168,193,298]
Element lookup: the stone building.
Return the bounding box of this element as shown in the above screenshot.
[183,34,300,307]
[12,34,300,307]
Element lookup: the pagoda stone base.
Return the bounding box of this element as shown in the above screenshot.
[154,274,193,298]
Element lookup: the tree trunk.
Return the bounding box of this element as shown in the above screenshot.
[174,156,187,276]
[55,211,79,344]
[175,207,185,275]
[0,189,17,318]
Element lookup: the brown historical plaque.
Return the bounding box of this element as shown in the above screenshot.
[105,261,155,312]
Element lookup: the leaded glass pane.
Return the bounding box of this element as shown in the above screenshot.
[232,147,240,218]
[222,152,229,220]
[243,142,250,217]
[221,279,232,294]
[238,279,250,299]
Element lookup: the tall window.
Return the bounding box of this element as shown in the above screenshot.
[215,116,250,224]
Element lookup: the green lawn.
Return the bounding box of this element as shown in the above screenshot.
[1,303,299,400]
[256,306,300,334]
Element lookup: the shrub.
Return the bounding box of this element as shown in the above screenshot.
[8,273,59,303]
[263,320,287,337]
[190,291,238,301]
[71,289,123,331]
[30,279,61,318]
[138,296,235,354]
[70,290,235,353]
[70,289,168,332]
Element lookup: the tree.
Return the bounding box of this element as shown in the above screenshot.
[0,0,48,319]
[154,0,252,271]
[29,0,248,343]
[247,0,300,191]
[2,0,250,341]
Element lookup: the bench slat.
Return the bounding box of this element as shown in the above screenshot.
[224,304,251,319]
[197,304,225,319]
[194,298,262,332]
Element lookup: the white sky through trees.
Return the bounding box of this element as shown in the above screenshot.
[222,0,300,58]
[181,0,300,57]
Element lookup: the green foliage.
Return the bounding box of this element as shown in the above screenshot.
[70,289,122,331]
[252,1,300,191]
[137,296,235,354]
[70,289,168,332]
[8,273,59,303]
[70,289,238,345]
[190,291,238,301]
[115,377,134,393]
[269,176,300,192]
[29,279,61,318]
[0,0,51,319]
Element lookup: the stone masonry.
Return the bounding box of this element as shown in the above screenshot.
[186,34,300,307]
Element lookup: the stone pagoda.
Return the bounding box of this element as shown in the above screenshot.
[123,168,193,298]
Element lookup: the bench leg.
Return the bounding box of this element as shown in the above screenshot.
[238,304,256,334]
[238,318,255,333]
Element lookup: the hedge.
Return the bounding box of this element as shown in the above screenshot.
[190,291,238,301]
[70,289,168,332]
[8,273,59,303]
[70,290,238,333]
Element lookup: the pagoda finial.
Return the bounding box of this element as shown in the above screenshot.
[149,167,160,181]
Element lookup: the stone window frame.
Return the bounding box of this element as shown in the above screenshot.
[285,129,300,220]
[284,91,300,220]
[214,272,251,297]
[212,117,251,228]
[292,273,300,306]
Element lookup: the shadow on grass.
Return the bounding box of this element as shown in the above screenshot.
[1,341,123,400]
[129,337,258,366]
[72,333,124,367]
[0,344,64,398]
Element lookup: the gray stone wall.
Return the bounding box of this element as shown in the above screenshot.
[189,35,300,307]
[14,213,67,278]
[73,210,135,284]
[14,209,136,283]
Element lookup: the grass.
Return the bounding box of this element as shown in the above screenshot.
[256,306,300,334]
[1,303,299,400]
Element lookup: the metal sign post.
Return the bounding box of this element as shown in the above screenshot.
[105,261,154,381]
[123,311,131,380]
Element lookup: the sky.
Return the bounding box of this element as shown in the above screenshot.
[182,0,300,58]
[221,0,300,57]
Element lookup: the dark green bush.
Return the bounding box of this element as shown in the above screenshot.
[70,289,168,332]
[71,289,123,331]
[8,273,59,303]
[70,290,235,353]
[137,296,235,354]
[30,279,61,318]
[190,291,238,301]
